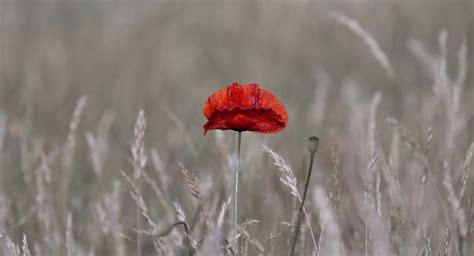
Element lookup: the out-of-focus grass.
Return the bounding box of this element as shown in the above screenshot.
[0,0,473,255]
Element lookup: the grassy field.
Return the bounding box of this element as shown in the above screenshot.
[0,0,473,255]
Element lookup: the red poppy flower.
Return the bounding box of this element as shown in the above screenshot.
[203,82,288,134]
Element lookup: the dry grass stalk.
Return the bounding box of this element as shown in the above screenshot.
[318,220,324,255]
[314,187,341,256]
[229,221,265,254]
[121,171,158,232]
[85,133,105,176]
[60,95,88,219]
[423,232,431,256]
[409,30,468,152]
[179,162,211,228]
[34,151,57,254]
[95,180,125,256]
[0,228,21,255]
[331,12,394,77]
[131,110,147,256]
[265,232,283,255]
[420,126,433,205]
[150,148,170,191]
[132,110,147,179]
[240,219,261,255]
[0,112,6,153]
[22,234,31,256]
[172,201,186,223]
[443,228,449,256]
[366,92,381,190]
[85,109,114,177]
[364,92,380,255]
[172,201,199,254]
[262,145,300,201]
[442,161,467,237]
[262,145,319,255]
[65,213,74,256]
[330,146,341,205]
[64,95,88,162]
[265,232,283,243]
[62,95,88,187]
[200,225,224,256]
[365,92,391,256]
[140,169,174,220]
[375,171,382,218]
[386,118,428,168]
[217,197,231,228]
[459,142,474,202]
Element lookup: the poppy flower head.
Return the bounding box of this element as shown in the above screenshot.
[203,82,288,134]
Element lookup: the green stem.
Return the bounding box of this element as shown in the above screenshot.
[234,131,242,253]
[290,152,315,256]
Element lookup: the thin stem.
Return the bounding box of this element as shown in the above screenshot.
[137,180,142,256]
[290,152,315,256]
[234,131,242,253]
[365,216,368,256]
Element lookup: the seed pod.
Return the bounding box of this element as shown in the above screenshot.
[308,136,320,155]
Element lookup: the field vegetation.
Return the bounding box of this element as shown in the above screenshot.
[0,1,473,255]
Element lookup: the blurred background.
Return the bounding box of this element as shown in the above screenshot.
[0,0,473,255]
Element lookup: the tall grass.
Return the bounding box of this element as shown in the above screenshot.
[0,1,472,255]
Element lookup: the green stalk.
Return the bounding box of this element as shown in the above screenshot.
[290,136,319,256]
[234,131,242,253]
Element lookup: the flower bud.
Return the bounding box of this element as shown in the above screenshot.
[308,136,319,154]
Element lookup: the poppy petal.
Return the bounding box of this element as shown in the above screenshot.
[202,82,288,134]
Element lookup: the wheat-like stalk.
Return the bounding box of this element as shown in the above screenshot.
[179,162,211,228]
[95,180,125,256]
[365,92,380,256]
[262,145,301,201]
[443,227,449,256]
[172,201,199,254]
[262,144,319,255]
[459,142,474,202]
[121,171,158,232]
[140,169,174,220]
[314,186,341,256]
[331,12,394,77]
[65,213,74,256]
[330,146,341,205]
[386,117,428,168]
[442,161,467,237]
[22,234,31,256]
[0,228,21,256]
[423,231,432,256]
[62,95,88,176]
[132,110,147,179]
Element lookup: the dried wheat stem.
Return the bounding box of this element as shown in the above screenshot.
[290,137,319,256]
[132,110,147,256]
[460,143,474,202]
[443,227,449,256]
[443,161,467,238]
[330,147,341,204]
[331,12,394,77]
[262,145,319,255]
[423,231,432,256]
[22,234,31,256]
[65,213,73,256]
[179,163,210,227]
